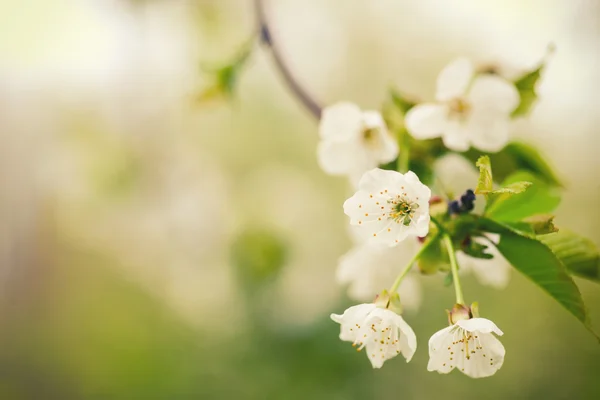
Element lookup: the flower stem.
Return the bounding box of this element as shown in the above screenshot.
[253,0,322,118]
[389,234,439,293]
[396,128,410,173]
[443,234,465,305]
[430,215,447,234]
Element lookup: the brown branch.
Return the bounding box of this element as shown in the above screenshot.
[254,0,322,119]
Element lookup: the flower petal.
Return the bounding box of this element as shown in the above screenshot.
[330,303,377,342]
[319,102,363,140]
[405,103,449,140]
[427,325,456,374]
[441,120,470,152]
[464,108,511,152]
[457,332,505,378]
[435,58,474,102]
[456,318,504,336]
[457,241,511,289]
[467,75,520,114]
[363,111,399,164]
[317,140,363,175]
[356,168,401,192]
[394,314,418,362]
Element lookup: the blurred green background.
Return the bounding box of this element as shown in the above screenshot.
[0,0,599,398]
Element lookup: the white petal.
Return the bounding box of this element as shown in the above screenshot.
[467,75,520,114]
[364,112,399,164]
[435,58,474,102]
[405,103,449,139]
[457,332,505,378]
[456,318,504,336]
[356,168,400,192]
[441,120,470,152]
[433,154,480,199]
[319,102,363,140]
[317,140,363,175]
[458,245,511,290]
[464,108,511,152]
[330,303,377,342]
[362,308,415,368]
[394,314,418,362]
[427,325,456,374]
[338,240,421,303]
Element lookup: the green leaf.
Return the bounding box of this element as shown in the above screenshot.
[475,155,493,194]
[512,63,544,117]
[502,142,562,186]
[486,171,561,221]
[478,218,597,340]
[461,141,562,187]
[539,230,600,283]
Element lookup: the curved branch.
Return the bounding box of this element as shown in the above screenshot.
[254,0,322,119]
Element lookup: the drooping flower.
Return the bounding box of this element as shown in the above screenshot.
[457,235,511,289]
[331,300,417,368]
[405,58,519,152]
[428,304,505,378]
[317,102,398,184]
[336,237,423,311]
[343,168,431,246]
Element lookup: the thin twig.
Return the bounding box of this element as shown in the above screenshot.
[253,0,322,119]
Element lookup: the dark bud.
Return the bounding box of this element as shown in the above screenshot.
[448,200,461,215]
[465,189,476,201]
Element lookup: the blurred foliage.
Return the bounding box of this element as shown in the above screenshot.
[231,229,288,289]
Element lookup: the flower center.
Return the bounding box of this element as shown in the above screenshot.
[448,98,471,119]
[362,126,381,148]
[388,197,419,226]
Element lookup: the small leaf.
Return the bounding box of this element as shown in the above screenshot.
[486,171,561,221]
[461,237,494,260]
[475,155,493,194]
[523,214,559,235]
[512,62,545,117]
[490,181,532,194]
[478,218,597,340]
[539,230,600,283]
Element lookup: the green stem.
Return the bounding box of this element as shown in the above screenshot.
[430,215,447,234]
[389,234,439,293]
[396,128,410,173]
[443,234,465,305]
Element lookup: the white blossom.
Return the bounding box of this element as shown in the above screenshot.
[331,303,417,368]
[317,102,398,183]
[457,234,511,289]
[336,238,423,311]
[405,58,519,152]
[343,168,431,246]
[428,318,505,378]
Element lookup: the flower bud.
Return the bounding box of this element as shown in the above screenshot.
[374,289,403,314]
[446,303,472,325]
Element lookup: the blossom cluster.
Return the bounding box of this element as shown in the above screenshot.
[317,58,525,378]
